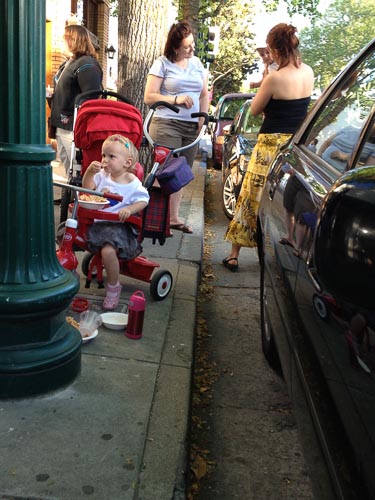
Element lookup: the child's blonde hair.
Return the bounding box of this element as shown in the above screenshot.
[103,134,139,168]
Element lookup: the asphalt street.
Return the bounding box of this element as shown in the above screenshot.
[188,166,314,499]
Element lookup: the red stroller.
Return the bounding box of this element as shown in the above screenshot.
[59,90,143,224]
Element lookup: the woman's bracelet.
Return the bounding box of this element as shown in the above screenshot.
[174,95,178,105]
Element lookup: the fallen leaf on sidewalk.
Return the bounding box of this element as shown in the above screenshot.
[190,453,208,480]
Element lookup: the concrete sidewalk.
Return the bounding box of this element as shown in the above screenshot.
[0,157,206,500]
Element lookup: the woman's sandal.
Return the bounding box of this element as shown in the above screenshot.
[170,223,193,234]
[103,283,122,310]
[222,257,238,272]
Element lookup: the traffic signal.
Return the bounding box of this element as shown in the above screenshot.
[207,26,220,62]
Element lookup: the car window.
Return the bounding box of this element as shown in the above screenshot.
[304,49,375,173]
[354,119,375,168]
[219,98,249,120]
[232,106,245,132]
[241,108,262,134]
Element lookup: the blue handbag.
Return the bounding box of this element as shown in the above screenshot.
[156,155,194,195]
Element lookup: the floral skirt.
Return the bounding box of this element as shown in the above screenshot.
[87,222,142,260]
[225,133,292,248]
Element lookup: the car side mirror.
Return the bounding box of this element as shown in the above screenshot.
[314,166,375,309]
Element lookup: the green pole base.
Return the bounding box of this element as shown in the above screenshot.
[0,327,82,398]
[0,271,81,398]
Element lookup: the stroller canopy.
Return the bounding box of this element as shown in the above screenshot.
[74,99,143,148]
[73,99,143,173]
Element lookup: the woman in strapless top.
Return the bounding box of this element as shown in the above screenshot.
[223,23,314,272]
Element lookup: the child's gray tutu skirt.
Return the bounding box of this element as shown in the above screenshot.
[86,222,142,260]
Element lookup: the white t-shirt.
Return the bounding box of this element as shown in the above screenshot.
[148,55,205,122]
[93,171,149,214]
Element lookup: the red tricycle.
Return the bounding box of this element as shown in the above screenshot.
[54,181,174,301]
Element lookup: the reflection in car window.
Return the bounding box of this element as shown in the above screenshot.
[243,110,262,134]
[354,120,375,168]
[232,108,243,132]
[305,49,375,173]
[220,98,248,120]
[232,102,263,136]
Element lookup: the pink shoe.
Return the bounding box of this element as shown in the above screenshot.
[103,283,122,310]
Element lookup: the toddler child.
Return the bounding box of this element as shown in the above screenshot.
[82,134,149,310]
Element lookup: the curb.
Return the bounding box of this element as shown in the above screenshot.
[137,161,206,499]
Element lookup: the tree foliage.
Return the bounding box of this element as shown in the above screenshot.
[199,0,258,100]
[108,0,118,16]
[300,0,375,90]
[263,0,321,19]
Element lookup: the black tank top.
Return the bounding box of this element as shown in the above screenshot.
[259,97,311,134]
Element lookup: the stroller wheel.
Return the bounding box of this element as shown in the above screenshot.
[60,186,74,223]
[150,270,173,301]
[55,222,66,246]
[81,253,97,278]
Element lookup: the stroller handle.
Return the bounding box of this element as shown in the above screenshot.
[150,100,180,113]
[143,101,209,155]
[142,104,210,190]
[74,89,134,108]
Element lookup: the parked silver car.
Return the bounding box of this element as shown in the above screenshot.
[257,38,375,499]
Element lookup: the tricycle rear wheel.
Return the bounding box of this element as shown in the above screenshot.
[150,270,173,300]
[81,252,98,278]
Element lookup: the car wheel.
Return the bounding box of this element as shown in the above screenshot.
[260,251,283,375]
[222,170,237,219]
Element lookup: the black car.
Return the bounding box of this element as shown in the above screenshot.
[221,99,262,218]
[257,38,375,499]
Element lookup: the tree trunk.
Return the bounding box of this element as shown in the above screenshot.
[180,0,200,35]
[117,0,169,117]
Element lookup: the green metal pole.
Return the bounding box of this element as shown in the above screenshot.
[0,0,81,397]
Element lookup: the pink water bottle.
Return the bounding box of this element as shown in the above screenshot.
[125,291,146,339]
